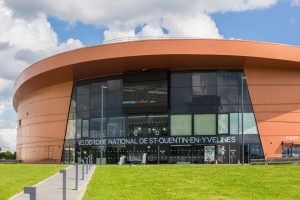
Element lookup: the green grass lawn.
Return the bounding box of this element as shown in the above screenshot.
[84,164,300,200]
[0,164,66,200]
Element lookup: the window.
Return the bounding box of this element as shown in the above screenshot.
[76,119,81,139]
[243,113,258,134]
[127,116,147,137]
[192,72,216,86]
[218,114,229,134]
[107,117,125,137]
[194,114,216,135]
[66,119,76,139]
[89,118,101,138]
[77,94,89,112]
[108,79,122,91]
[171,73,192,87]
[217,71,239,86]
[123,71,168,113]
[90,93,101,111]
[292,146,300,157]
[82,119,89,138]
[217,86,239,105]
[77,85,90,95]
[230,113,239,135]
[147,115,169,136]
[171,115,192,136]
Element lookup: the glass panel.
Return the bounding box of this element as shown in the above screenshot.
[250,144,263,159]
[243,113,258,134]
[192,72,216,86]
[66,120,76,139]
[90,82,101,93]
[76,119,81,139]
[292,146,300,157]
[108,79,122,91]
[123,80,168,113]
[90,93,100,111]
[107,91,122,110]
[218,114,229,134]
[82,119,89,138]
[77,94,89,112]
[77,85,90,95]
[107,117,125,137]
[171,87,192,106]
[69,100,76,113]
[89,118,101,138]
[282,146,292,157]
[194,114,216,135]
[147,115,169,136]
[217,86,239,105]
[192,86,216,96]
[171,115,192,136]
[127,116,146,137]
[230,113,239,135]
[217,71,240,85]
[171,73,192,87]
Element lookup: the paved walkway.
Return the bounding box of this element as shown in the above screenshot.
[10,164,96,200]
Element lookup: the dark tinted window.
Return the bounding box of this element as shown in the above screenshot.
[171,73,192,87]
[192,72,216,86]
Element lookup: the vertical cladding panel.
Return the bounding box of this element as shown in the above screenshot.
[16,81,73,163]
[244,67,300,158]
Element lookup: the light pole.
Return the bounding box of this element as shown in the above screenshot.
[241,76,247,165]
[101,85,107,165]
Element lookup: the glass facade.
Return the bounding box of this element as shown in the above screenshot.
[63,70,264,164]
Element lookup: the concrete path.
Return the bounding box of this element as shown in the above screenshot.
[10,164,96,200]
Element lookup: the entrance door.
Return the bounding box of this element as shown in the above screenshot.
[204,146,215,164]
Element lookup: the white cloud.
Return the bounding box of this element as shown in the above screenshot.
[4,0,278,42]
[291,0,300,6]
[0,128,16,151]
[0,0,84,152]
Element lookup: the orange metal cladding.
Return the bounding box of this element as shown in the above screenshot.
[13,39,300,163]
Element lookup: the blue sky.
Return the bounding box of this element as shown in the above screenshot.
[46,0,300,46]
[213,0,300,45]
[1,0,300,151]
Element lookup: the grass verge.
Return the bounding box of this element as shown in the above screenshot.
[0,164,66,199]
[84,164,300,200]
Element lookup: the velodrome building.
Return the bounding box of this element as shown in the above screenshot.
[13,39,300,164]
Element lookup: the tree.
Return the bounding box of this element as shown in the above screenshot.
[0,151,16,160]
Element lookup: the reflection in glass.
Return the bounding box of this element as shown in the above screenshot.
[217,86,239,104]
[123,80,168,112]
[217,71,239,85]
[194,114,216,135]
[218,114,228,134]
[66,120,76,139]
[192,72,216,86]
[171,115,192,136]
[107,117,125,137]
[76,119,81,139]
[243,113,258,134]
[77,94,89,112]
[89,118,105,138]
[230,113,239,135]
[127,116,146,137]
[82,119,89,138]
[77,85,89,95]
[147,115,169,136]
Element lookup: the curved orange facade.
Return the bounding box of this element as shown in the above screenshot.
[13,39,300,163]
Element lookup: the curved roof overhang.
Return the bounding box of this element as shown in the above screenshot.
[13,39,300,111]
